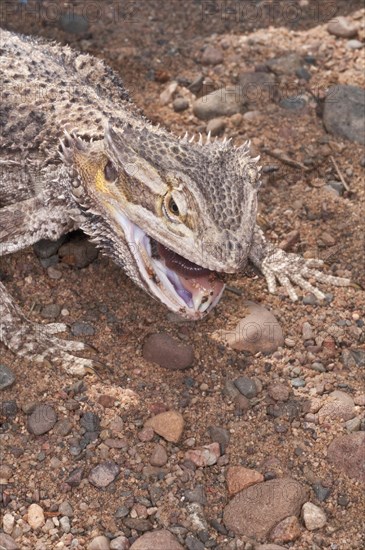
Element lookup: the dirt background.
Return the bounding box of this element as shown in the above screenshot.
[0,1,364,549]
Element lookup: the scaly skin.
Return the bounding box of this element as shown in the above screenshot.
[0,29,350,374]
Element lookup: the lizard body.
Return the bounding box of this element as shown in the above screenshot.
[0,29,350,374]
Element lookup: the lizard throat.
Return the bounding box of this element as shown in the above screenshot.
[111,208,225,319]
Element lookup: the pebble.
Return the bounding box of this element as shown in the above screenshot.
[129,529,184,549]
[41,303,61,320]
[59,235,98,268]
[98,394,115,408]
[3,512,15,534]
[59,501,74,517]
[279,96,307,111]
[301,502,327,530]
[60,516,71,533]
[323,85,365,145]
[256,546,287,550]
[65,467,84,486]
[185,442,221,467]
[188,74,204,95]
[327,432,365,482]
[0,364,16,390]
[206,117,226,137]
[142,333,194,370]
[291,378,306,388]
[150,444,168,467]
[33,236,66,259]
[27,503,45,529]
[88,461,120,488]
[234,376,258,398]
[269,515,301,543]
[266,52,303,75]
[226,466,264,496]
[268,383,290,402]
[0,464,13,482]
[223,478,307,538]
[81,411,101,432]
[173,97,189,112]
[313,483,331,502]
[318,391,355,423]
[345,416,361,432]
[193,85,246,121]
[0,533,19,550]
[87,536,111,550]
[208,426,230,453]
[217,301,284,354]
[185,534,205,550]
[71,321,95,337]
[27,404,57,435]
[159,81,178,106]
[145,410,184,442]
[110,536,130,550]
[54,418,73,436]
[327,17,358,38]
[201,45,223,65]
[346,39,363,49]
[302,321,314,340]
[184,485,207,505]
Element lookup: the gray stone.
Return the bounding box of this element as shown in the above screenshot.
[0,364,16,390]
[346,39,364,49]
[266,53,303,75]
[33,236,66,259]
[27,404,57,435]
[41,303,62,320]
[234,376,258,398]
[206,117,226,137]
[208,425,230,453]
[323,85,365,145]
[0,533,19,550]
[89,461,120,488]
[193,86,246,121]
[173,97,189,112]
[201,45,223,66]
[59,235,98,268]
[59,500,74,517]
[71,321,95,337]
[327,17,358,38]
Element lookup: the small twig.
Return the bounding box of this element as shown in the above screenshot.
[225,285,243,296]
[330,155,350,191]
[262,148,309,171]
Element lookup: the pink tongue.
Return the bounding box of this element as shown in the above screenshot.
[157,243,212,278]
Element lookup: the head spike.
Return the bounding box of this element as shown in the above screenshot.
[198,133,203,146]
[189,134,195,143]
[206,131,211,144]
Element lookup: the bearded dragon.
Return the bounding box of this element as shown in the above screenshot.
[0,29,350,375]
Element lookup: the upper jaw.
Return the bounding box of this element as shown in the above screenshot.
[108,205,226,319]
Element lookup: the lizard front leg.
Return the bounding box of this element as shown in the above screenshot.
[0,196,100,375]
[248,224,350,301]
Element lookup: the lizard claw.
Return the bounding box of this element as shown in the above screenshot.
[261,249,350,302]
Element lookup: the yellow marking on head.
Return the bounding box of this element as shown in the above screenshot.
[95,168,109,193]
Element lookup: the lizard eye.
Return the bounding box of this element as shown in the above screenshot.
[163,194,180,222]
[104,159,118,182]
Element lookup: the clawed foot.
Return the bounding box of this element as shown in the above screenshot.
[261,250,351,301]
[5,320,105,376]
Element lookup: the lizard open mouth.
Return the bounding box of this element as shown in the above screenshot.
[112,209,225,319]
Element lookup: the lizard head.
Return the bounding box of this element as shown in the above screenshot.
[60,123,261,319]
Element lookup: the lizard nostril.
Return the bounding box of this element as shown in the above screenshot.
[104,160,118,182]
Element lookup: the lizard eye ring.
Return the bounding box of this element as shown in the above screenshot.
[162,193,180,222]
